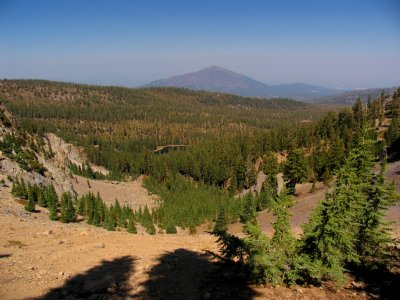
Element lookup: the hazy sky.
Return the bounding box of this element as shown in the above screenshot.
[1,0,399,89]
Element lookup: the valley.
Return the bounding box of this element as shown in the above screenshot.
[2,2,400,299]
[0,81,399,299]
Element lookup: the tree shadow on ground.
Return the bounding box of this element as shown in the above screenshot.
[139,248,259,300]
[37,255,136,299]
[349,247,400,300]
[388,137,400,163]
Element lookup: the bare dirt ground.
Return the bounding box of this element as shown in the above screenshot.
[71,175,159,210]
[0,162,399,299]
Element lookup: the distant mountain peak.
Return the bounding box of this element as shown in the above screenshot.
[143,66,340,100]
[205,65,224,70]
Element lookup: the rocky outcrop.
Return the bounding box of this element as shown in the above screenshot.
[44,133,109,176]
[0,156,49,187]
[236,171,284,198]
[236,171,268,198]
[44,133,84,169]
[0,117,76,195]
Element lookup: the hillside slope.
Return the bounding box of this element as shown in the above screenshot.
[0,79,335,177]
[1,163,399,299]
[0,106,157,210]
[315,87,397,104]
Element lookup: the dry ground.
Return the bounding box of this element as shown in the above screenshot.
[71,175,159,211]
[0,162,399,299]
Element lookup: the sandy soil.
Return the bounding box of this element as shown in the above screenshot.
[0,186,380,300]
[72,175,159,210]
[0,161,399,299]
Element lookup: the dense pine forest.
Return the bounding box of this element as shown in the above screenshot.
[0,79,335,177]
[1,80,399,230]
[1,79,400,290]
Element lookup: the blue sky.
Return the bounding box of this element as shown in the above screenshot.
[0,0,399,89]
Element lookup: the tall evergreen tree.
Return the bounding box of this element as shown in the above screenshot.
[37,188,46,207]
[283,149,309,194]
[24,194,35,212]
[240,193,257,224]
[356,158,397,263]
[246,190,297,285]
[299,136,396,284]
[19,178,28,198]
[353,98,365,131]
[103,207,116,231]
[60,192,77,223]
[11,178,18,196]
[213,207,228,233]
[127,214,137,234]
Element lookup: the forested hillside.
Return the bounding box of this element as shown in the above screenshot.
[1,79,400,296]
[315,87,397,105]
[0,79,334,177]
[1,80,399,232]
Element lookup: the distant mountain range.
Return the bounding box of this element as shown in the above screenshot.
[314,87,398,104]
[143,66,341,100]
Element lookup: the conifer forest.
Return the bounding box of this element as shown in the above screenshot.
[1,80,399,292]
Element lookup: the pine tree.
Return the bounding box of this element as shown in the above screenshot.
[166,223,177,234]
[271,191,295,250]
[76,195,86,215]
[298,137,391,284]
[299,161,363,283]
[103,207,116,231]
[283,149,309,195]
[140,205,156,234]
[260,184,273,209]
[96,196,105,225]
[91,199,101,226]
[242,190,297,285]
[37,187,46,207]
[11,178,18,196]
[240,193,257,224]
[24,195,35,212]
[19,178,28,198]
[146,223,156,235]
[356,158,397,263]
[211,189,298,285]
[49,203,58,220]
[353,98,365,132]
[385,116,399,146]
[127,214,137,234]
[213,207,228,233]
[60,192,76,223]
[47,185,59,220]
[114,199,126,227]
[242,221,275,283]
[86,194,95,224]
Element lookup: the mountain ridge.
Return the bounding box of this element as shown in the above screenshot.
[143,66,341,100]
[314,87,398,104]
